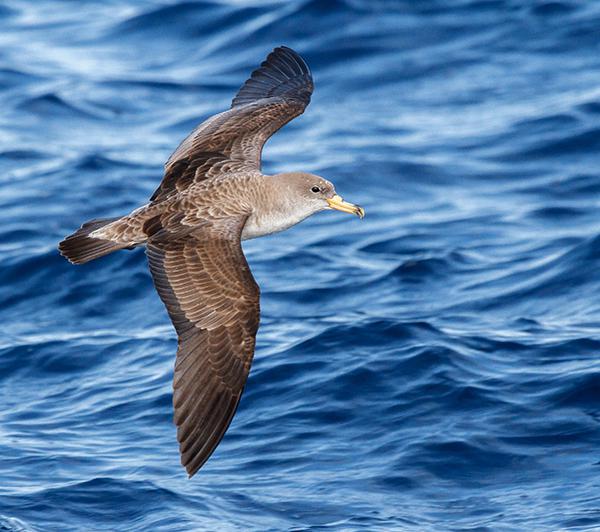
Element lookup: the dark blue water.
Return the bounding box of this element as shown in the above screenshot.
[1,1,600,530]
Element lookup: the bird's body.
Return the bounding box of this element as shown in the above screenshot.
[59,46,363,477]
[88,171,331,246]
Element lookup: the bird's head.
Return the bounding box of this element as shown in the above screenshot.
[275,172,365,219]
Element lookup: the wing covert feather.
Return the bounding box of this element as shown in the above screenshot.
[150,47,313,202]
[146,218,259,476]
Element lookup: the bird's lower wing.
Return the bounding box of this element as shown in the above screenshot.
[146,221,260,477]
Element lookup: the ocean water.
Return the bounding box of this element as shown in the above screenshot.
[1,0,600,530]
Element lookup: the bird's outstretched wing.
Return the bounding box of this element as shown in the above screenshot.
[150,46,313,202]
[146,217,260,477]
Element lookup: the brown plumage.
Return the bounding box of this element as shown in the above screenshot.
[58,46,364,477]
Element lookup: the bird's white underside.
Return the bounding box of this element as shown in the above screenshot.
[241,202,321,240]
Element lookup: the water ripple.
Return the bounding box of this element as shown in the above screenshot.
[1,0,600,530]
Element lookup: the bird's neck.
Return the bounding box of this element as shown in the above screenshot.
[241,175,313,240]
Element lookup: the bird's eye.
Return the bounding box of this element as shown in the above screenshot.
[311,186,321,193]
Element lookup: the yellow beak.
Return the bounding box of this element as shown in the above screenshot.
[326,194,365,219]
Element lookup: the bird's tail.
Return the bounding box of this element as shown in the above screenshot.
[58,217,131,265]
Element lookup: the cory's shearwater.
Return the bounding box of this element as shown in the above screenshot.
[59,46,364,477]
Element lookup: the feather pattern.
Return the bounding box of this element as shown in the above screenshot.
[150,46,313,202]
[59,47,319,477]
[146,217,260,477]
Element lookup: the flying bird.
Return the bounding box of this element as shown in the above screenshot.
[59,46,364,477]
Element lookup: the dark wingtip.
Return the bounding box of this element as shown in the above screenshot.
[231,45,313,108]
[271,45,312,76]
[184,456,205,479]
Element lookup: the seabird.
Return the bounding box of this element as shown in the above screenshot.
[59,46,364,477]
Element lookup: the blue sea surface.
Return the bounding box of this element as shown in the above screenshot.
[1,0,600,530]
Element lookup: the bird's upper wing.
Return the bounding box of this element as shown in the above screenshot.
[150,46,313,202]
[146,216,260,477]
